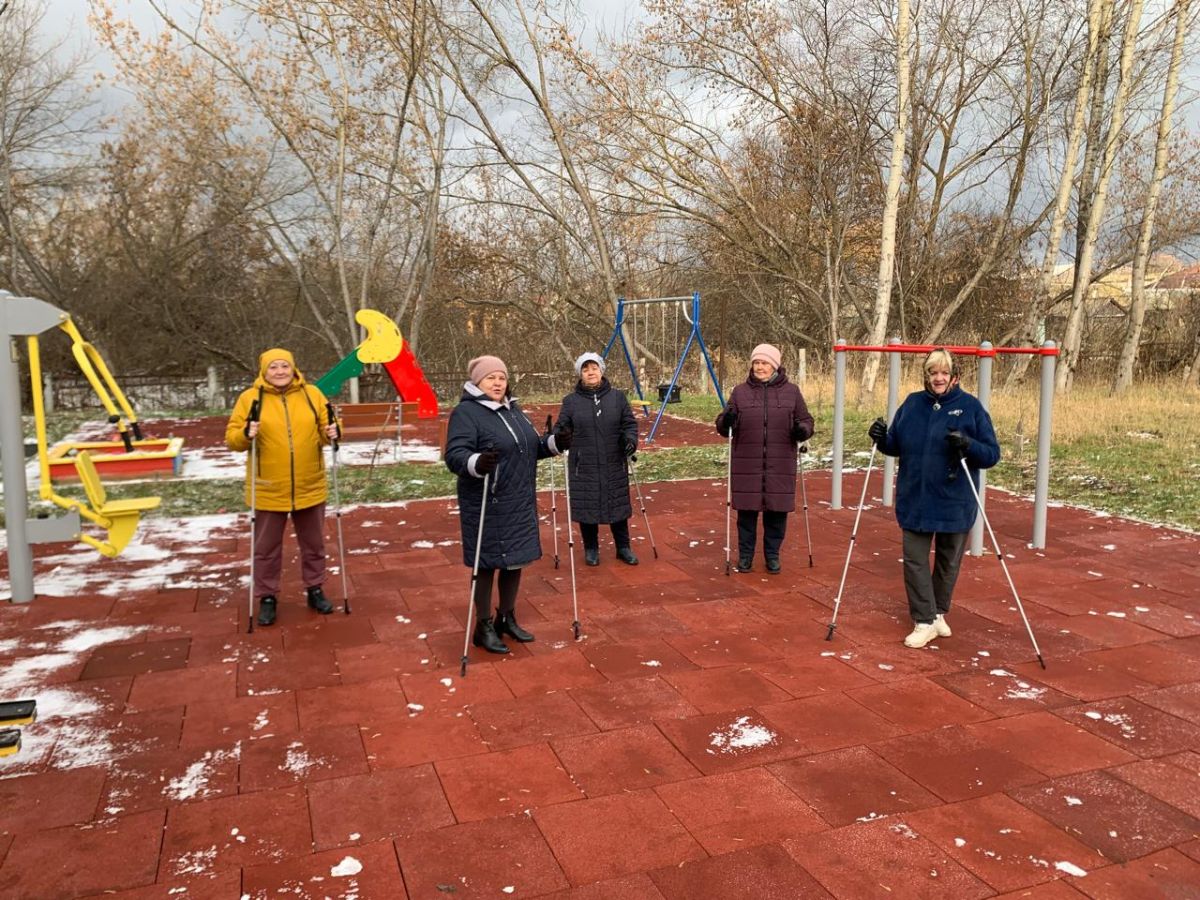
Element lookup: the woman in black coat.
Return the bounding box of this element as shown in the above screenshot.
[715,343,814,574]
[444,355,570,653]
[555,352,639,566]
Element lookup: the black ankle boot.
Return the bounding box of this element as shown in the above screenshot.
[616,547,639,566]
[584,547,599,566]
[257,596,277,626]
[765,556,781,574]
[306,586,334,614]
[473,616,510,654]
[737,555,753,573]
[495,611,535,643]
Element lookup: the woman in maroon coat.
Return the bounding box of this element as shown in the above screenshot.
[715,343,814,573]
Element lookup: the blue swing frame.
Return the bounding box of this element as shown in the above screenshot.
[601,291,725,444]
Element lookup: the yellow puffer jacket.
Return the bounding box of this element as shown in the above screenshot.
[226,349,332,512]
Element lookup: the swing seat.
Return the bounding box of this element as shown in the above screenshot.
[628,398,654,408]
[74,451,160,558]
[657,383,682,403]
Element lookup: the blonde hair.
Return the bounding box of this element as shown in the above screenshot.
[924,348,955,376]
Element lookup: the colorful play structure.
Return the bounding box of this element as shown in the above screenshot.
[316,308,439,418]
[2,291,164,602]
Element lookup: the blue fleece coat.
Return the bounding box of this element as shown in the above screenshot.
[876,383,1000,533]
[444,384,556,568]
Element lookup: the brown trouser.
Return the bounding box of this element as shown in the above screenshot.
[253,503,326,598]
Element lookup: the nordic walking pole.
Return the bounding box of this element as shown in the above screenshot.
[959,455,1047,669]
[327,403,350,614]
[545,416,560,569]
[628,454,658,559]
[798,443,814,568]
[826,445,878,640]
[460,471,491,676]
[562,448,581,640]
[724,428,734,575]
[245,398,261,634]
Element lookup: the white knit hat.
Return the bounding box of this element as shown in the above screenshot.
[574,352,606,376]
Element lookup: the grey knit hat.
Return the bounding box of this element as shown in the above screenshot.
[574,352,606,376]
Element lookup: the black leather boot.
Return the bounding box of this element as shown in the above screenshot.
[737,555,753,573]
[473,616,510,654]
[495,610,535,643]
[765,556,781,574]
[257,596,277,626]
[584,547,599,566]
[306,586,334,614]
[616,547,639,566]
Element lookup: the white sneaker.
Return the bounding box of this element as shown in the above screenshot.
[904,623,939,648]
[934,614,952,638]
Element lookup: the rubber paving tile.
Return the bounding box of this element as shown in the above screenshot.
[649,842,833,898]
[568,674,701,730]
[767,746,942,826]
[784,816,994,898]
[3,459,1200,895]
[434,741,584,820]
[532,789,706,885]
[1007,770,1200,864]
[653,767,827,855]
[306,765,454,850]
[906,793,1105,891]
[395,813,570,897]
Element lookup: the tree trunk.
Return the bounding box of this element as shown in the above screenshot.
[1057,0,1144,393]
[1004,0,1104,390]
[860,0,910,400]
[1112,0,1189,394]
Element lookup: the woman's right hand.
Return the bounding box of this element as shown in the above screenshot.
[247,421,260,440]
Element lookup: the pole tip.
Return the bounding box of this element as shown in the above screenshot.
[1037,654,1046,670]
[808,555,814,568]
[460,657,468,677]
[824,624,835,641]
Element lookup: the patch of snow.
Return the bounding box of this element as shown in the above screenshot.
[331,856,363,877]
[1055,861,1087,877]
[1065,796,1083,806]
[641,660,663,667]
[708,716,776,754]
[411,540,435,549]
[954,837,966,847]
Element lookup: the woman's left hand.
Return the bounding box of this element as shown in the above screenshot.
[325,423,340,439]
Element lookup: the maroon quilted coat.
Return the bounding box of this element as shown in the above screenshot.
[715,368,814,513]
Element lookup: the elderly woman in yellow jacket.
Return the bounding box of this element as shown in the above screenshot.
[226,348,339,626]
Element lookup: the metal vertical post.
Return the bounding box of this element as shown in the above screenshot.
[0,333,34,602]
[1032,341,1056,548]
[970,342,994,556]
[882,337,900,507]
[831,339,846,509]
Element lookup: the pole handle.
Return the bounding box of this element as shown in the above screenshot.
[327,403,341,451]
[243,399,261,439]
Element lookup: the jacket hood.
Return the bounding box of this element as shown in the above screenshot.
[461,379,513,410]
[255,348,308,392]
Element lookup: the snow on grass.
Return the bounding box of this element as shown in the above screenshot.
[707,715,776,754]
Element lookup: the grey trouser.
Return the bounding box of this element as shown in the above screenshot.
[901,529,969,624]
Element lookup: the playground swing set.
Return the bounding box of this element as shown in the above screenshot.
[601,291,725,444]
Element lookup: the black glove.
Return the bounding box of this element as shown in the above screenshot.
[553,426,573,452]
[798,443,809,455]
[947,430,971,457]
[790,423,811,443]
[475,449,499,475]
[717,408,738,437]
[868,417,888,447]
[622,437,637,458]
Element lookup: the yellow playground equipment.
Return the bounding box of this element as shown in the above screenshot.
[22,304,161,559]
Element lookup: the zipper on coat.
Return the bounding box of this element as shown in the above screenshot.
[280,391,297,511]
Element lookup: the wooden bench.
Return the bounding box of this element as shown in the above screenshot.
[335,401,419,442]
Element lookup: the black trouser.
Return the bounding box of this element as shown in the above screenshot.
[579,519,631,551]
[736,509,788,560]
[472,567,522,619]
[901,529,969,624]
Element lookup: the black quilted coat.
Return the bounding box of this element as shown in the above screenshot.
[555,378,638,524]
[444,385,555,568]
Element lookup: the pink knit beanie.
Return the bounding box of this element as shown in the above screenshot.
[468,355,508,385]
[750,343,782,371]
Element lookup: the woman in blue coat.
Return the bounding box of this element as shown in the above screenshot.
[444,355,570,653]
[555,352,639,566]
[868,348,1000,648]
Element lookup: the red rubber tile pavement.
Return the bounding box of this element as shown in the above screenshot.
[2,460,1199,895]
